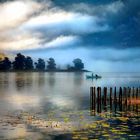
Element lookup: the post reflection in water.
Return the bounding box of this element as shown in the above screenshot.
[90,87,140,116]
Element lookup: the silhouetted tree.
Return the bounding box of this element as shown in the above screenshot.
[3,57,11,70]
[47,58,56,70]
[0,57,11,71]
[67,64,71,70]
[35,58,45,71]
[0,60,2,69]
[66,64,74,71]
[13,53,26,70]
[25,56,34,70]
[73,58,84,70]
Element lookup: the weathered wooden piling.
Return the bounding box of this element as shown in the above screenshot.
[90,87,96,115]
[132,87,135,98]
[93,87,96,110]
[99,87,102,113]
[97,87,101,113]
[90,87,93,111]
[136,87,138,99]
[136,88,139,113]
[114,87,117,102]
[90,87,139,115]
[119,87,122,103]
[123,87,127,111]
[104,87,107,111]
[128,87,131,111]
[110,87,112,110]
[119,87,123,112]
[127,87,130,100]
[129,87,131,103]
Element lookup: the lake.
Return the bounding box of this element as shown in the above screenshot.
[0,72,140,140]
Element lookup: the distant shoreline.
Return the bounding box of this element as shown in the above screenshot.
[0,69,90,73]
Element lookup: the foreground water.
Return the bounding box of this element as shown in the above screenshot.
[0,72,140,140]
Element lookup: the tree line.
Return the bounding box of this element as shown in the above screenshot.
[0,53,84,71]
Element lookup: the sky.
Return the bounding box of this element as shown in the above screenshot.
[0,0,140,72]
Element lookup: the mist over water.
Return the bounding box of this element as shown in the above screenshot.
[0,72,140,139]
[0,72,140,112]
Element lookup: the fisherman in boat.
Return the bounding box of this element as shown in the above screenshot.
[86,73,101,79]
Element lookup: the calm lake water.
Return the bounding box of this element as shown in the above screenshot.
[0,72,140,140]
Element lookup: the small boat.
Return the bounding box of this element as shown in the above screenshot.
[86,74,102,79]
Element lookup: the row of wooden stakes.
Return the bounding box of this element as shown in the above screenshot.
[90,87,140,114]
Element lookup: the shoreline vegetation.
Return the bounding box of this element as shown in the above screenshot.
[0,69,90,72]
[0,53,90,72]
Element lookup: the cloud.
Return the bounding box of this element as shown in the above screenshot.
[0,0,43,31]
[0,36,42,51]
[67,1,124,15]
[67,0,140,48]
[0,0,46,51]
[44,35,80,48]
[0,34,79,51]
[23,11,109,35]
[0,0,110,52]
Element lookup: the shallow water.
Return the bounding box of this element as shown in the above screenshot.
[0,72,140,140]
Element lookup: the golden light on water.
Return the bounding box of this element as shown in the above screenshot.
[7,95,40,109]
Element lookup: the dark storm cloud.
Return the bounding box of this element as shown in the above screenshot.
[21,0,139,49]
[0,0,15,3]
[51,0,119,7]
[49,0,140,48]
[106,0,140,47]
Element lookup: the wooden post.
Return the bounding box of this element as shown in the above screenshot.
[128,87,131,111]
[104,87,107,111]
[99,87,102,113]
[123,87,127,112]
[90,87,93,112]
[93,87,96,111]
[129,87,131,104]
[110,87,112,111]
[138,87,140,99]
[97,87,100,113]
[119,87,122,103]
[136,87,138,99]
[136,88,138,113]
[132,87,135,111]
[124,87,127,110]
[119,87,122,112]
[114,87,117,115]
[132,87,135,98]
[114,87,117,102]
